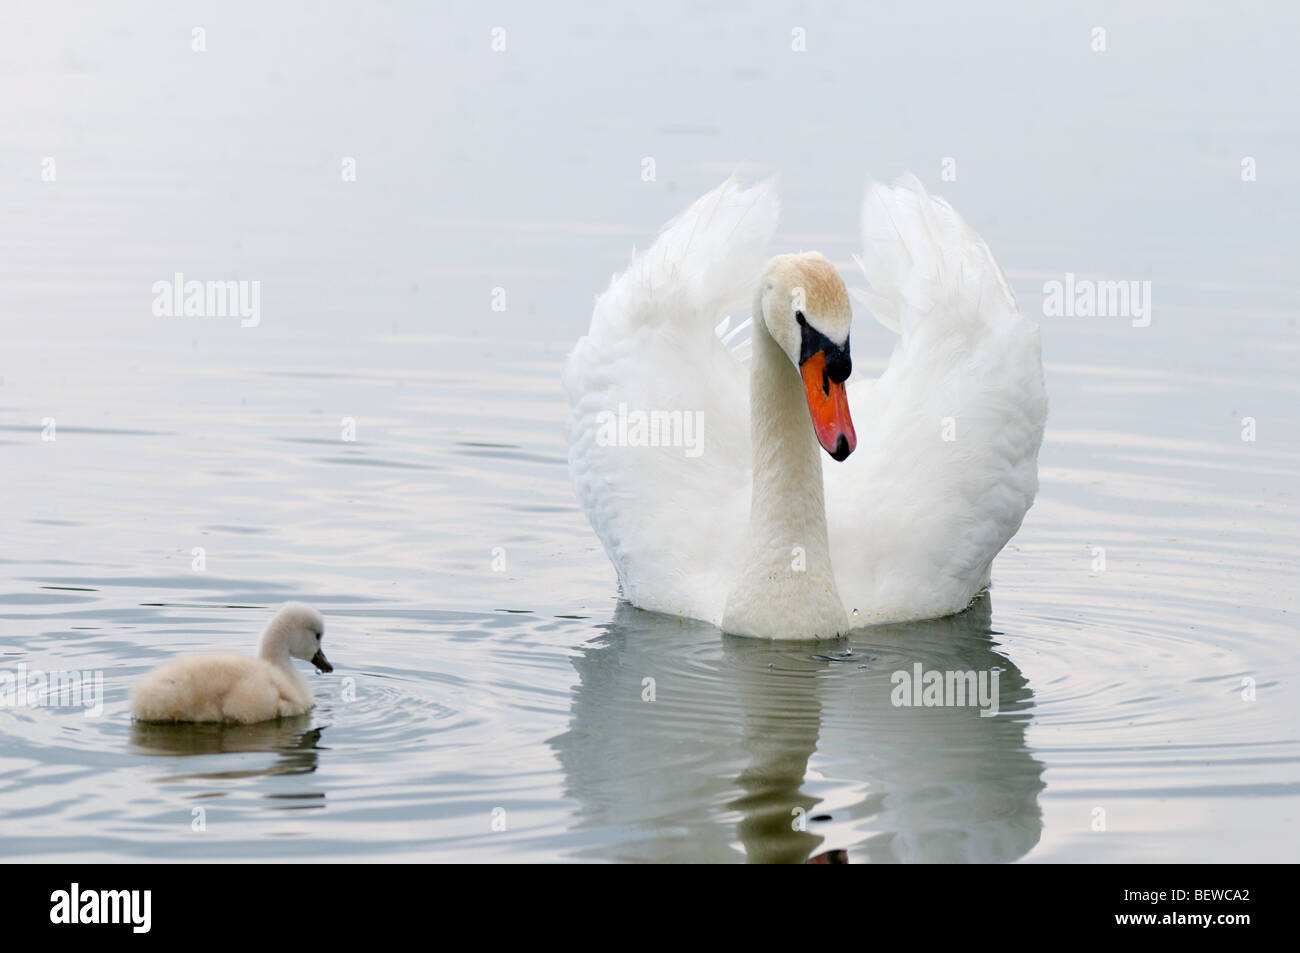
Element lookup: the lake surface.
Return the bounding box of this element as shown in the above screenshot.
[1,2,1297,862]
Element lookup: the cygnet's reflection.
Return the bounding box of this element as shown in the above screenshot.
[130,717,325,783]
[551,594,1043,862]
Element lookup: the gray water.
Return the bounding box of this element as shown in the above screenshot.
[2,2,1298,862]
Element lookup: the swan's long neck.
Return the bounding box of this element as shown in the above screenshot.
[748,311,832,561]
[720,298,848,640]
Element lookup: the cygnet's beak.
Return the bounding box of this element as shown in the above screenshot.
[310,649,333,673]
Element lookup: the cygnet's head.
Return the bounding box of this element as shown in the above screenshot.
[260,602,332,673]
[756,252,857,461]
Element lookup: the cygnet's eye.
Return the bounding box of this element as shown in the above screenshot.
[315,631,322,641]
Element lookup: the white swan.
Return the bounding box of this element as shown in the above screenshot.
[565,174,1046,640]
[129,603,333,723]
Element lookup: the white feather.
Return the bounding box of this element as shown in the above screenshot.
[826,175,1047,622]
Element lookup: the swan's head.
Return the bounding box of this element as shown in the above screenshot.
[262,602,332,673]
[757,252,857,461]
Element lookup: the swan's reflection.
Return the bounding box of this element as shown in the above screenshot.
[550,595,1043,862]
[130,717,325,782]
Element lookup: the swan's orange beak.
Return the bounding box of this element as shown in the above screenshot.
[800,351,856,461]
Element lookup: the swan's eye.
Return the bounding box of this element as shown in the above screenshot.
[795,311,806,326]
